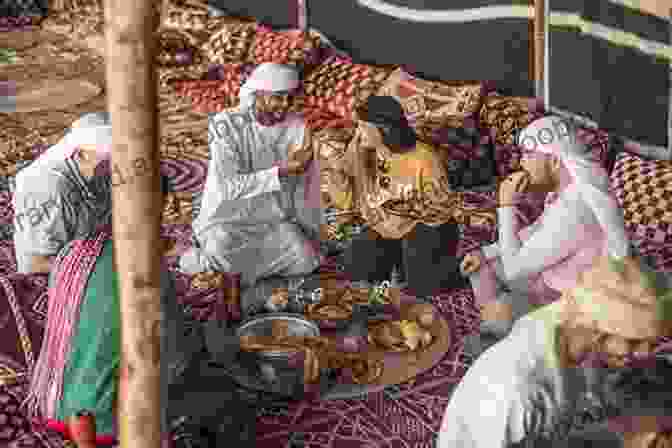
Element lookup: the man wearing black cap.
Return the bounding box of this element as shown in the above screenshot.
[324,95,476,297]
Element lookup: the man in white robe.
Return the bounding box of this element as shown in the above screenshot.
[440,118,672,447]
[460,117,632,346]
[12,112,113,274]
[439,286,672,447]
[178,63,322,288]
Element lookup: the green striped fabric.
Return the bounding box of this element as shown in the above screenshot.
[55,239,120,437]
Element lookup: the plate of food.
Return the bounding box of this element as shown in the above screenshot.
[301,281,404,329]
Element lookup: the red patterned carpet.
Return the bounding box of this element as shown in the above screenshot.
[1,147,672,447]
[0,149,488,448]
[2,25,672,446]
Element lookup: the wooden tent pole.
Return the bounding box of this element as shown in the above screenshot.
[534,0,545,100]
[103,1,163,447]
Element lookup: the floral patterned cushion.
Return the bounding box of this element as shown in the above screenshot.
[300,106,354,133]
[156,28,202,67]
[377,67,485,143]
[247,27,323,70]
[609,152,672,244]
[171,63,247,113]
[302,56,393,120]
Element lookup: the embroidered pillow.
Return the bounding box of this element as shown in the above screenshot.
[247,26,323,70]
[609,152,672,245]
[205,22,257,65]
[377,67,485,143]
[302,56,393,120]
[478,93,544,146]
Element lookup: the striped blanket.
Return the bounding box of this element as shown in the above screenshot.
[22,232,204,444]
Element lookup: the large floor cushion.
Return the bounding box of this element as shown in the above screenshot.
[377,67,484,144]
[610,152,672,245]
[302,55,393,120]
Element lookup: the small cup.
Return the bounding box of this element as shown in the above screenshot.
[259,363,278,384]
[310,288,324,304]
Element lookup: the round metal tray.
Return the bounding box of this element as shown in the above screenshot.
[235,313,320,357]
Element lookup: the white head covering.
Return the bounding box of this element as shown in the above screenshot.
[238,63,300,112]
[517,116,630,259]
[39,112,113,165]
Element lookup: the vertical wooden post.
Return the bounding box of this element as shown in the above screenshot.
[103,0,163,447]
[297,0,308,31]
[534,0,545,101]
[668,8,671,157]
[543,0,550,110]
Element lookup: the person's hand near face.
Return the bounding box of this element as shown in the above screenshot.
[279,123,314,178]
[498,170,531,207]
[358,121,385,149]
[460,252,482,275]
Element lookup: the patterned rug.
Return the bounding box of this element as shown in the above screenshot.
[2,24,672,448]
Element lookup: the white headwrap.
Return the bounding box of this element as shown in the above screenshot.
[38,112,113,165]
[517,116,630,259]
[237,63,300,112]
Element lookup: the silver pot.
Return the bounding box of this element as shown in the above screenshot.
[236,313,320,355]
[236,313,320,388]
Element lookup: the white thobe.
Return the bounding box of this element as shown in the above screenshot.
[447,184,668,447]
[439,303,594,447]
[496,184,629,288]
[470,184,631,314]
[179,109,322,286]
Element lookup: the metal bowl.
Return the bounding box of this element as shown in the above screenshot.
[235,313,320,358]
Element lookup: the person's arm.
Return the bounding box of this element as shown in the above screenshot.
[498,191,583,283]
[13,188,71,274]
[288,122,314,173]
[30,255,56,274]
[322,130,360,210]
[480,211,546,261]
[581,185,631,259]
[208,116,282,201]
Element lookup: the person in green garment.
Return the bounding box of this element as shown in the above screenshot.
[24,178,257,448]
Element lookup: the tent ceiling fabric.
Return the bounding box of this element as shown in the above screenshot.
[208,0,536,97]
[207,0,670,149]
[548,0,670,148]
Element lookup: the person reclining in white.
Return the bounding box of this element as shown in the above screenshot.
[460,116,631,348]
[439,116,672,447]
[438,259,672,447]
[178,63,322,287]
